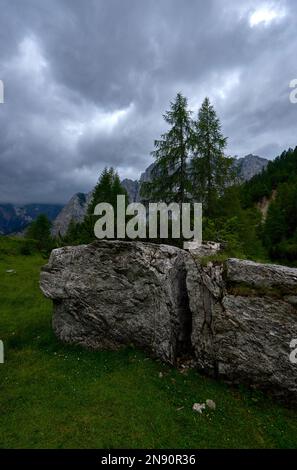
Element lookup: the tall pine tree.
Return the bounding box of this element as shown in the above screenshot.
[191,97,235,215]
[87,167,116,216]
[26,214,52,251]
[66,167,128,244]
[141,93,192,203]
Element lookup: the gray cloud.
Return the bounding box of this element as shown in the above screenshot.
[0,0,296,203]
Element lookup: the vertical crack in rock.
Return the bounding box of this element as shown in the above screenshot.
[185,254,224,378]
[175,262,193,358]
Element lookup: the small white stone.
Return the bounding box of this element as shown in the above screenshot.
[206,399,216,410]
[192,403,206,414]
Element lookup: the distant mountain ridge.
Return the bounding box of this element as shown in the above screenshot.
[51,154,269,237]
[0,203,63,236]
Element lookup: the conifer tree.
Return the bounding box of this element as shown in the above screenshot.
[111,172,128,209]
[63,218,82,245]
[72,167,128,244]
[191,97,235,215]
[26,214,52,251]
[141,92,193,203]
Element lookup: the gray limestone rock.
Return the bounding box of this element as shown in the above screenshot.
[225,258,297,294]
[186,256,297,402]
[40,240,191,364]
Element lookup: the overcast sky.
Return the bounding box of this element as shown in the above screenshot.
[0,0,297,204]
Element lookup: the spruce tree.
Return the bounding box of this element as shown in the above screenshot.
[63,219,82,245]
[111,172,128,209]
[26,214,52,251]
[78,167,128,244]
[191,97,235,215]
[87,167,115,216]
[141,92,192,203]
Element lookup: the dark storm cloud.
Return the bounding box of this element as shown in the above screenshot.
[0,0,296,203]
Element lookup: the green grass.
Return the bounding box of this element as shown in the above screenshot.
[198,252,231,267]
[0,237,297,448]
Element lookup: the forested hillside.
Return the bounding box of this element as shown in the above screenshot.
[242,147,297,264]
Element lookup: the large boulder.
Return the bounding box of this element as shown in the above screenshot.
[40,240,191,364]
[186,257,297,402]
[226,258,297,294]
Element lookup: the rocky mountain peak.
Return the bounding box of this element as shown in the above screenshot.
[235,154,268,181]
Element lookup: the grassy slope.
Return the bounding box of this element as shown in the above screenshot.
[0,239,297,448]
